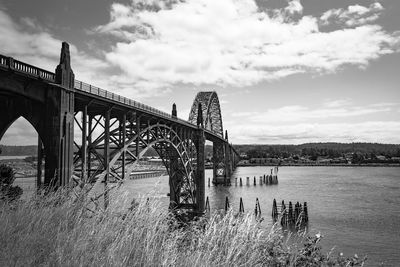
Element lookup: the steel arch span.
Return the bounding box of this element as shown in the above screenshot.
[188,91,223,138]
[72,114,200,209]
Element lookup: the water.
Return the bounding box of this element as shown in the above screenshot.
[121,166,400,266]
[0,155,30,160]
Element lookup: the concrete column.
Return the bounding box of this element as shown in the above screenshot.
[212,141,224,184]
[136,115,140,157]
[169,146,179,209]
[195,127,205,214]
[104,109,110,208]
[81,105,87,182]
[121,114,126,180]
[87,114,93,180]
[43,87,74,187]
[36,136,43,189]
[43,41,75,187]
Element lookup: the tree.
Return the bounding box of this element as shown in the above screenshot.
[0,164,23,201]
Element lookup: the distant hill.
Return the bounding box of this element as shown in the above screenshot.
[234,142,400,159]
[2,143,399,159]
[0,145,37,156]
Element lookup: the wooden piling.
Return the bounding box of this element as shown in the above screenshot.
[259,176,263,185]
[255,198,261,217]
[240,177,242,186]
[239,197,244,213]
[272,199,278,221]
[272,199,309,227]
[225,196,230,212]
[208,177,210,187]
[304,202,308,222]
[205,196,210,213]
[235,177,238,186]
[246,177,249,186]
[288,202,293,224]
[253,176,256,186]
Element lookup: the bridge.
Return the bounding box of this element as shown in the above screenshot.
[0,42,239,214]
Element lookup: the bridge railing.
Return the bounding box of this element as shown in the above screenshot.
[0,54,56,82]
[75,80,175,120]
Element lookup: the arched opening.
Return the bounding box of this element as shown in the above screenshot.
[0,117,44,199]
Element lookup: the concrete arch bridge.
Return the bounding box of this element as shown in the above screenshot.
[0,42,239,213]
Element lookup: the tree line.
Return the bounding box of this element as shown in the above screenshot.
[234,143,400,162]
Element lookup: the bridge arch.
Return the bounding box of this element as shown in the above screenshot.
[78,121,199,208]
[0,116,45,194]
[188,92,223,138]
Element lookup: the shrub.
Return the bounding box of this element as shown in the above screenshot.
[0,164,22,201]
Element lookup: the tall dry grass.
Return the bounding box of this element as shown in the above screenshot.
[0,189,365,266]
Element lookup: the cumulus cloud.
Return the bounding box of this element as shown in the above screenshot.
[229,121,400,144]
[96,0,400,89]
[226,101,400,144]
[0,9,169,99]
[320,2,384,27]
[285,0,303,15]
[231,102,398,123]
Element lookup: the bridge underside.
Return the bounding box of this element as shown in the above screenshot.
[73,94,206,211]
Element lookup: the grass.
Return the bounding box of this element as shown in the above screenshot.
[0,189,366,266]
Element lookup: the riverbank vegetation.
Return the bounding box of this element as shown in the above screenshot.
[0,190,365,266]
[236,143,400,165]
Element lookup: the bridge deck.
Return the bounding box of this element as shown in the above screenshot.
[0,53,230,143]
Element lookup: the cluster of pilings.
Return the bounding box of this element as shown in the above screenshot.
[233,173,278,187]
[207,167,279,187]
[204,196,262,218]
[272,199,308,227]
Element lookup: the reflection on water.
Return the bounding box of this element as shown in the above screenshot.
[121,166,400,267]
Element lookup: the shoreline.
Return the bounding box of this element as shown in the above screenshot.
[237,163,400,167]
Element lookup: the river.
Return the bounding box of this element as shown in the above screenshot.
[13,166,400,266]
[121,166,400,266]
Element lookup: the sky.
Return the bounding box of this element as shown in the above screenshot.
[0,0,399,145]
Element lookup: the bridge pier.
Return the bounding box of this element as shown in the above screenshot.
[212,141,225,185]
[195,127,205,213]
[168,145,182,210]
[36,136,43,188]
[103,108,111,207]
[46,42,75,187]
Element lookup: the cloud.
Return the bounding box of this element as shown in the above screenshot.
[231,102,398,123]
[0,9,171,100]
[323,98,353,108]
[320,2,384,27]
[284,0,303,15]
[229,121,400,144]
[96,0,400,89]
[226,101,400,144]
